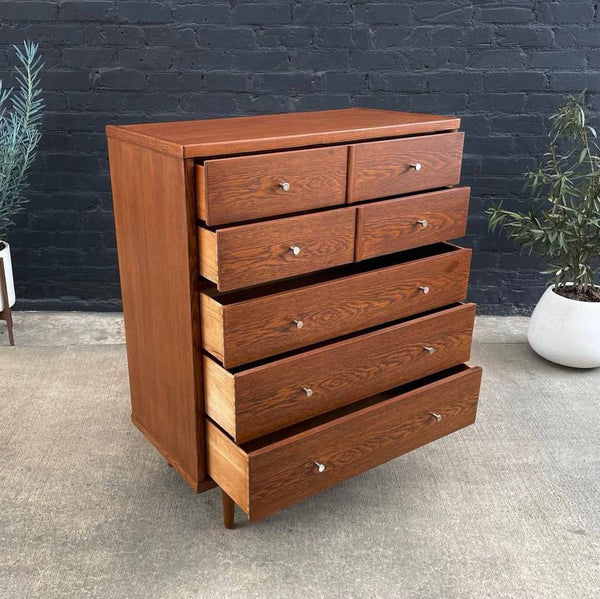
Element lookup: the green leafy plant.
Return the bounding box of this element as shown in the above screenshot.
[0,42,43,238]
[487,92,600,302]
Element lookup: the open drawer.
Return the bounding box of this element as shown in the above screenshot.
[199,207,356,292]
[207,364,482,522]
[201,242,472,368]
[196,145,348,226]
[348,131,464,203]
[356,187,470,260]
[204,302,476,442]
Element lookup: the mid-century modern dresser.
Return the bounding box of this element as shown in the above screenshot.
[107,108,482,529]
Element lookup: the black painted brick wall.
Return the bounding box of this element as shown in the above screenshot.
[0,0,597,313]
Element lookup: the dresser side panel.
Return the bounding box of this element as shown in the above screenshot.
[107,137,206,490]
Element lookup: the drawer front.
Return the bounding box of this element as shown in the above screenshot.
[206,365,482,521]
[199,208,356,292]
[356,187,470,260]
[205,303,476,442]
[198,146,348,226]
[349,132,464,203]
[203,244,472,368]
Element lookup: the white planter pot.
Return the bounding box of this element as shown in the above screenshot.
[0,241,16,311]
[527,285,600,368]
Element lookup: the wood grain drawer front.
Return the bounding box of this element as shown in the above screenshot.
[199,208,356,292]
[197,146,348,226]
[349,132,464,203]
[356,187,470,260]
[201,243,471,368]
[204,303,476,443]
[207,365,482,521]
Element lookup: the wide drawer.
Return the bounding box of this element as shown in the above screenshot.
[199,207,356,292]
[200,242,471,368]
[205,303,475,442]
[207,364,482,522]
[196,145,348,226]
[348,132,464,203]
[356,187,470,260]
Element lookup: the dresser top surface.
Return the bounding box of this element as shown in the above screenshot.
[106,108,460,159]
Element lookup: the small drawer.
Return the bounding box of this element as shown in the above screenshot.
[348,132,464,203]
[207,364,482,522]
[196,146,348,226]
[356,187,470,260]
[199,208,356,292]
[200,242,472,368]
[205,303,476,442]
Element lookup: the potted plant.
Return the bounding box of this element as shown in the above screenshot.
[0,42,43,319]
[487,92,600,368]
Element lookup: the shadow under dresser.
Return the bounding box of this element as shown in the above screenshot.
[106,108,482,529]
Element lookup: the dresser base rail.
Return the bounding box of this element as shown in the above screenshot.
[132,415,216,493]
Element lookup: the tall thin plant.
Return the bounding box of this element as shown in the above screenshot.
[0,42,44,238]
[487,92,600,301]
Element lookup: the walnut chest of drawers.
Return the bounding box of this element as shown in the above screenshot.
[106,108,482,529]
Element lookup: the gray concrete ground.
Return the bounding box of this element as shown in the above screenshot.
[1,313,598,599]
[1,311,531,346]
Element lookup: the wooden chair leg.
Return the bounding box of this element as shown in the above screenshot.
[0,257,14,346]
[222,490,235,529]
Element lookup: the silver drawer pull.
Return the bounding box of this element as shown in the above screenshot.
[289,245,301,256]
[430,412,442,422]
[302,387,314,397]
[418,285,430,294]
[410,162,422,171]
[416,219,429,228]
[423,346,435,355]
[314,461,326,473]
[293,319,304,329]
[279,181,291,192]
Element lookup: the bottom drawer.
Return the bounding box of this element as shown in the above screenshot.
[207,364,482,522]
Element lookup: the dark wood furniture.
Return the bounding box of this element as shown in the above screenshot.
[107,108,482,529]
[0,256,14,346]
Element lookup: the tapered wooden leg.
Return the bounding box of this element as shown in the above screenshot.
[5,307,14,346]
[222,490,235,529]
[0,258,14,347]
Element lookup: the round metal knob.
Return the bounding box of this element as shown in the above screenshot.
[410,162,422,171]
[430,412,442,422]
[416,219,429,228]
[418,285,430,294]
[302,387,313,397]
[289,245,301,256]
[314,461,326,473]
[280,181,291,192]
[293,319,304,329]
[423,346,435,355]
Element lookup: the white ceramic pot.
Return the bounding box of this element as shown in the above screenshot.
[0,241,16,311]
[528,284,600,368]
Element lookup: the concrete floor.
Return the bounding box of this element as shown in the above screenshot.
[1,311,531,346]
[1,313,598,599]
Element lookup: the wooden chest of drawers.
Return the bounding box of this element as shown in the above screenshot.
[107,108,482,529]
